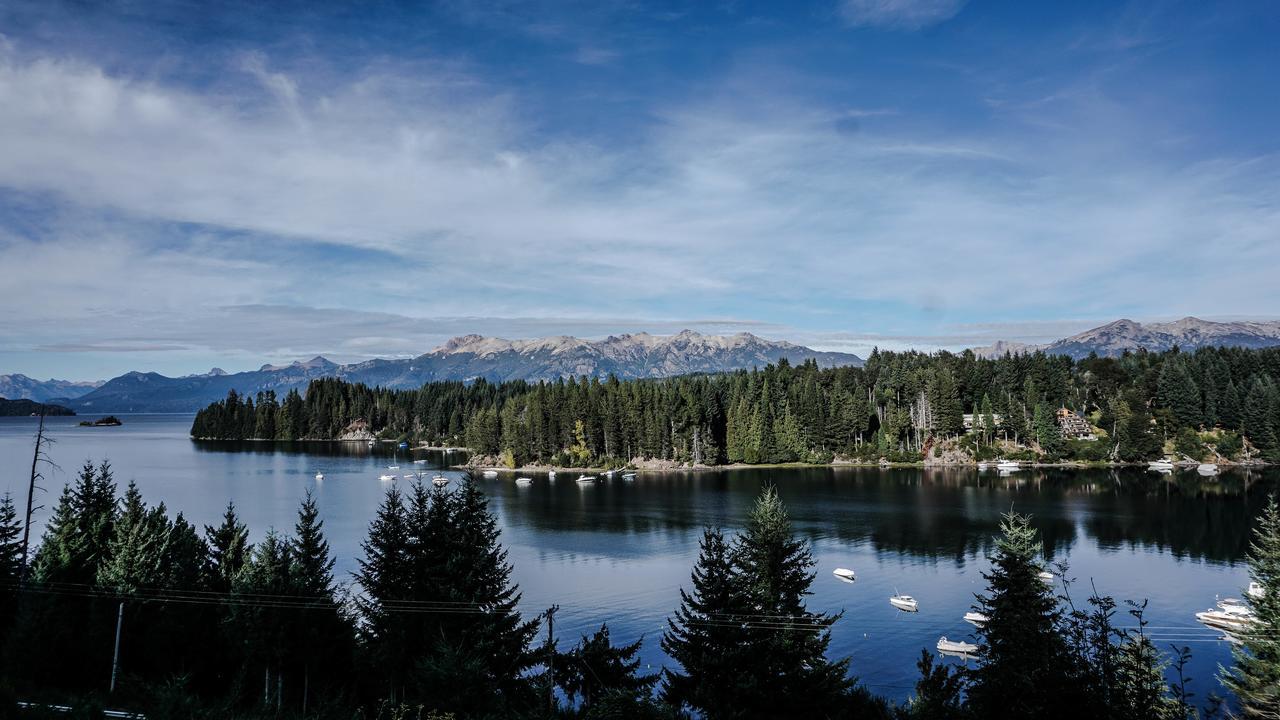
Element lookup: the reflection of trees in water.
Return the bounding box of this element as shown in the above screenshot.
[192,439,467,465]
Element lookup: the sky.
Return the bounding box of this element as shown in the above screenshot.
[1,0,1278,381]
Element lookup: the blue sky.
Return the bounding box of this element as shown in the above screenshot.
[1,0,1278,380]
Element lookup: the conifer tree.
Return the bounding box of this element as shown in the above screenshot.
[555,624,658,711]
[661,527,746,717]
[731,487,851,717]
[0,494,22,645]
[966,512,1073,717]
[205,501,251,592]
[356,485,413,699]
[1221,495,1280,716]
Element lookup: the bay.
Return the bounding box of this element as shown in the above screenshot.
[0,413,1270,703]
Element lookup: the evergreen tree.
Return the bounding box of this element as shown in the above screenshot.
[355,485,413,699]
[555,624,658,712]
[966,512,1074,718]
[290,490,351,713]
[0,494,22,647]
[1221,495,1280,716]
[661,527,747,717]
[731,487,851,717]
[1157,357,1202,429]
[204,501,251,592]
[902,650,968,720]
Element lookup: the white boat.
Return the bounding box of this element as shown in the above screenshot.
[379,474,395,481]
[548,470,557,479]
[1248,581,1265,600]
[432,475,448,487]
[314,472,324,481]
[976,462,991,471]
[387,465,400,470]
[413,459,427,464]
[1196,607,1255,631]
[1197,463,1219,476]
[996,460,1021,472]
[889,594,919,612]
[832,568,856,582]
[1148,460,1174,470]
[402,474,415,479]
[963,611,989,626]
[1218,596,1248,611]
[937,637,979,656]
[576,475,597,484]
[367,439,375,447]
[482,470,498,479]
[516,477,533,486]
[622,472,637,481]
[1038,571,1054,584]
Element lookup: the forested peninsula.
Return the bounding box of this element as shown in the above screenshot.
[191,346,1280,468]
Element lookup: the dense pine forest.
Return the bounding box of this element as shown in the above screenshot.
[4,462,1279,718]
[193,346,1280,466]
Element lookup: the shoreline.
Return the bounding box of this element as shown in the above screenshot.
[455,458,1273,474]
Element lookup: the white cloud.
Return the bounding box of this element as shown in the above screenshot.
[839,0,966,30]
[1,42,1279,377]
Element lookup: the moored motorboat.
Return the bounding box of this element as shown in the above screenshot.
[937,637,979,656]
[1197,463,1219,476]
[387,465,399,470]
[1038,570,1054,584]
[432,474,448,487]
[516,477,533,486]
[1148,460,1174,471]
[622,472,637,481]
[482,470,498,478]
[576,475,597,484]
[996,460,1021,472]
[976,462,991,471]
[379,474,395,481]
[1248,581,1265,599]
[963,611,989,627]
[413,459,428,464]
[1196,606,1255,631]
[890,593,919,612]
[315,472,324,481]
[832,568,856,582]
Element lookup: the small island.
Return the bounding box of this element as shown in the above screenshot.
[79,415,123,427]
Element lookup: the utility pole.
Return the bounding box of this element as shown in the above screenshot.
[545,604,559,716]
[110,601,124,692]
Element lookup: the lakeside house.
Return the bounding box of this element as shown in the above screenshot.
[1056,408,1097,441]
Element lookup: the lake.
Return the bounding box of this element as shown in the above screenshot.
[1,413,1272,704]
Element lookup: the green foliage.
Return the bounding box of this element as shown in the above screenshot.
[1220,495,1280,716]
[555,624,658,712]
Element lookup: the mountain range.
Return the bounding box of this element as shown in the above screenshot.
[61,330,863,413]
[972,317,1280,360]
[0,375,103,404]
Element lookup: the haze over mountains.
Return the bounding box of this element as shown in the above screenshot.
[972,317,1280,359]
[58,331,863,413]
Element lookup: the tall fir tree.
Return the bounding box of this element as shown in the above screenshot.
[1221,495,1280,716]
[555,623,658,712]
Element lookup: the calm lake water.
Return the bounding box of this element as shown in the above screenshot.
[1,414,1273,704]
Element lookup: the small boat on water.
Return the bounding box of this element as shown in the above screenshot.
[516,477,533,486]
[976,462,991,471]
[1248,581,1265,599]
[379,474,396,481]
[1148,460,1174,471]
[963,611,989,627]
[548,470,557,478]
[832,568,856,582]
[367,439,375,447]
[387,465,400,470]
[482,470,498,479]
[937,637,979,656]
[1196,606,1255,631]
[622,472,637,481]
[1197,463,1219,476]
[432,475,448,487]
[1038,571,1054,584]
[398,441,409,449]
[889,593,919,612]
[996,460,1022,472]
[402,474,415,479]
[1218,596,1248,611]
[315,472,325,481]
[576,475,597,484]
[413,459,427,464]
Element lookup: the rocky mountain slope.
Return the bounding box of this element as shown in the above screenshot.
[66,331,862,412]
[974,317,1280,360]
[0,374,103,403]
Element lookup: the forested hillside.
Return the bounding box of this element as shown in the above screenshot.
[192,346,1280,466]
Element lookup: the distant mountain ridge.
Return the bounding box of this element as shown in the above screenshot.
[62,330,863,413]
[973,317,1280,360]
[0,374,103,403]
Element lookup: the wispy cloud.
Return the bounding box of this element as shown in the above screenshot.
[838,0,966,30]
